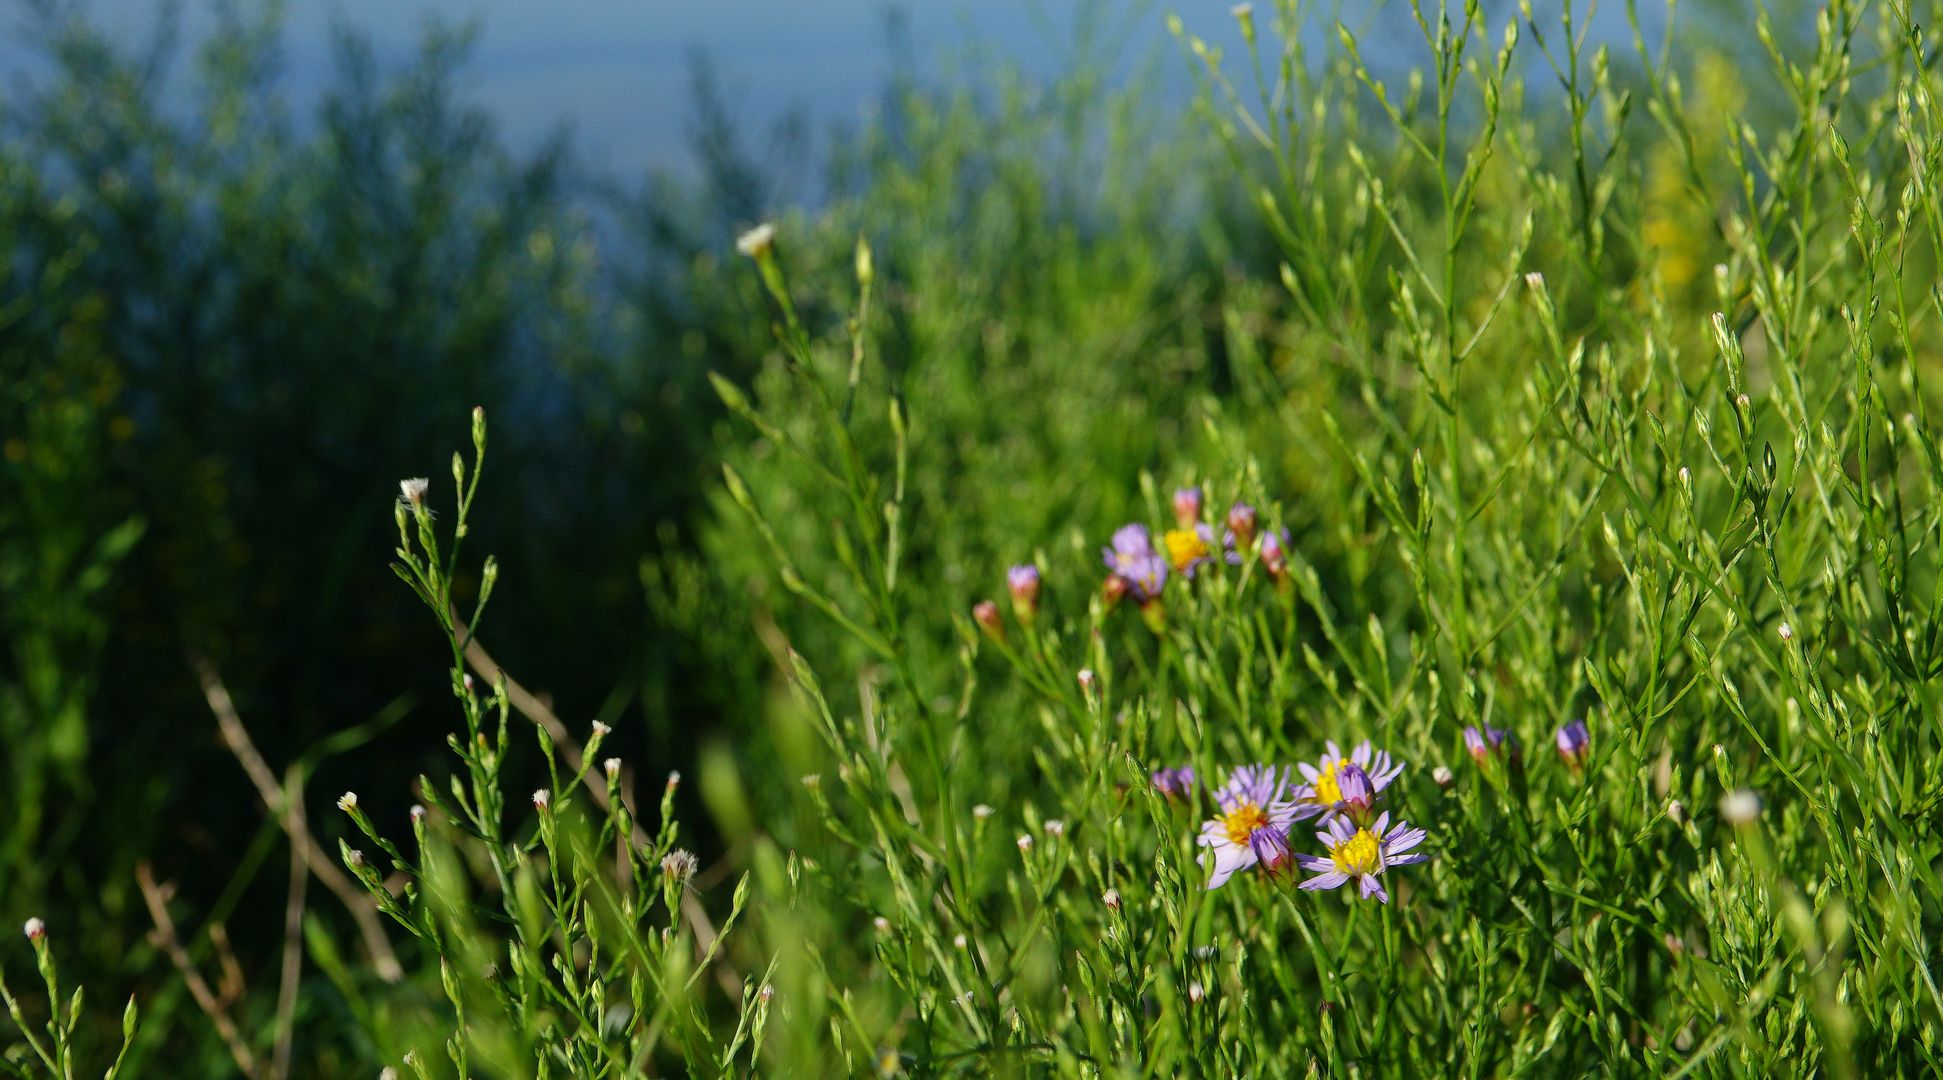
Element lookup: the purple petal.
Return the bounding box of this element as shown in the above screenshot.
[1359,876,1389,903]
[1299,871,1349,892]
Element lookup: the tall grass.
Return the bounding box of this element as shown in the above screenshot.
[8,0,1943,1075]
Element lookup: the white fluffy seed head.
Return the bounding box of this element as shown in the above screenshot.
[660,849,698,882]
[1432,765,1454,788]
[972,804,994,819]
[735,223,777,258]
[603,757,621,780]
[1188,982,1205,1004]
[23,917,45,942]
[953,934,968,950]
[532,789,551,810]
[591,720,611,739]
[666,770,682,790]
[1102,888,1122,911]
[399,477,429,504]
[1778,622,1794,642]
[1016,834,1034,853]
[1719,788,1763,825]
[1043,819,1065,837]
[337,792,358,812]
[1667,799,1686,824]
[410,804,427,823]
[873,916,891,933]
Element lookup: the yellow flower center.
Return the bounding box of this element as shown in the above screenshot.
[1163,529,1210,572]
[1220,803,1269,846]
[1330,828,1381,876]
[1310,758,1348,804]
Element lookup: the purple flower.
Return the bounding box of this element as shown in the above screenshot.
[1196,765,1299,889]
[1150,765,1196,800]
[1294,812,1428,902]
[1294,740,1404,820]
[1464,725,1516,764]
[1103,524,1169,602]
[1556,719,1590,769]
[1007,564,1041,619]
[1258,527,1290,579]
[1172,486,1204,526]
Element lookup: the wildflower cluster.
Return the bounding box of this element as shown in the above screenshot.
[1093,489,1290,629]
[1188,742,1425,901]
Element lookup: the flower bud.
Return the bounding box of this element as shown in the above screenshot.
[1102,888,1122,911]
[604,758,621,781]
[972,600,1005,643]
[532,789,551,811]
[1555,719,1590,770]
[1172,486,1203,526]
[1432,765,1454,788]
[1101,574,1131,607]
[23,917,45,942]
[1007,565,1041,621]
[1225,502,1257,546]
[337,792,359,812]
[1259,529,1288,579]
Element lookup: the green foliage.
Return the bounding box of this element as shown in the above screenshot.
[9,0,1943,1075]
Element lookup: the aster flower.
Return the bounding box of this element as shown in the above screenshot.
[1102,524,1169,602]
[1294,740,1404,820]
[1196,765,1299,889]
[1162,524,1218,578]
[1150,765,1196,800]
[1555,719,1590,769]
[1295,812,1428,902]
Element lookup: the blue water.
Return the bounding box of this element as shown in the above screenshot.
[5,1,1264,178]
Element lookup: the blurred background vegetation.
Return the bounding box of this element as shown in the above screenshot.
[0,0,1787,1070]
